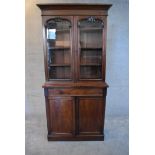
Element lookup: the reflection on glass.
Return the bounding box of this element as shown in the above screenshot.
[47,29,56,40]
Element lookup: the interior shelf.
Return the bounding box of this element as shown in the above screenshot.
[48,47,70,50]
[49,64,71,67]
[80,63,101,66]
[80,47,102,50]
[80,27,103,31]
[56,29,70,32]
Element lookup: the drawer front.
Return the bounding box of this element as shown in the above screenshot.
[48,88,104,96]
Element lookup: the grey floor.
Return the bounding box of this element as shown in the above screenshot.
[26,112,128,155]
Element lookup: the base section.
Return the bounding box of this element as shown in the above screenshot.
[47,134,104,141]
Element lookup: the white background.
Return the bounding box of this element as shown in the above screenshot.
[0,0,155,154]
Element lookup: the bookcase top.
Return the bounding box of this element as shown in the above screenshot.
[37,3,112,11]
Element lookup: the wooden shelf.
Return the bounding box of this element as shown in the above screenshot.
[48,47,70,50]
[80,63,101,66]
[56,29,70,32]
[49,64,71,67]
[80,27,103,31]
[81,47,102,50]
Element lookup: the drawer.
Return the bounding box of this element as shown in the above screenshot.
[48,88,104,96]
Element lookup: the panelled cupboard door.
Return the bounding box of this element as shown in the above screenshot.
[48,97,75,136]
[75,16,106,81]
[78,97,105,135]
[42,16,74,81]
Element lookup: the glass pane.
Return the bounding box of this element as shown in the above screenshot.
[78,17,104,79]
[46,18,72,80]
[80,66,102,79]
[49,66,71,79]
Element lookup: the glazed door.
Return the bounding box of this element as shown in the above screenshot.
[77,97,105,135]
[44,16,74,80]
[75,16,106,81]
[48,97,75,136]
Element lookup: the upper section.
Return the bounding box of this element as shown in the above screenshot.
[37,3,112,16]
[37,4,112,83]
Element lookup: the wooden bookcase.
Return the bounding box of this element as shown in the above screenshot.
[37,3,112,141]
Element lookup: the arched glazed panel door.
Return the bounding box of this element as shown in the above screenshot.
[76,16,105,80]
[45,17,74,80]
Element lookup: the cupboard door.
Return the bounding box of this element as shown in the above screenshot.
[44,16,74,80]
[78,97,105,135]
[75,16,105,80]
[49,97,75,136]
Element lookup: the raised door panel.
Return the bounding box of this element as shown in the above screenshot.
[49,97,74,136]
[78,97,105,135]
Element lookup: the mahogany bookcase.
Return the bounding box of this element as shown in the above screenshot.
[37,3,112,141]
